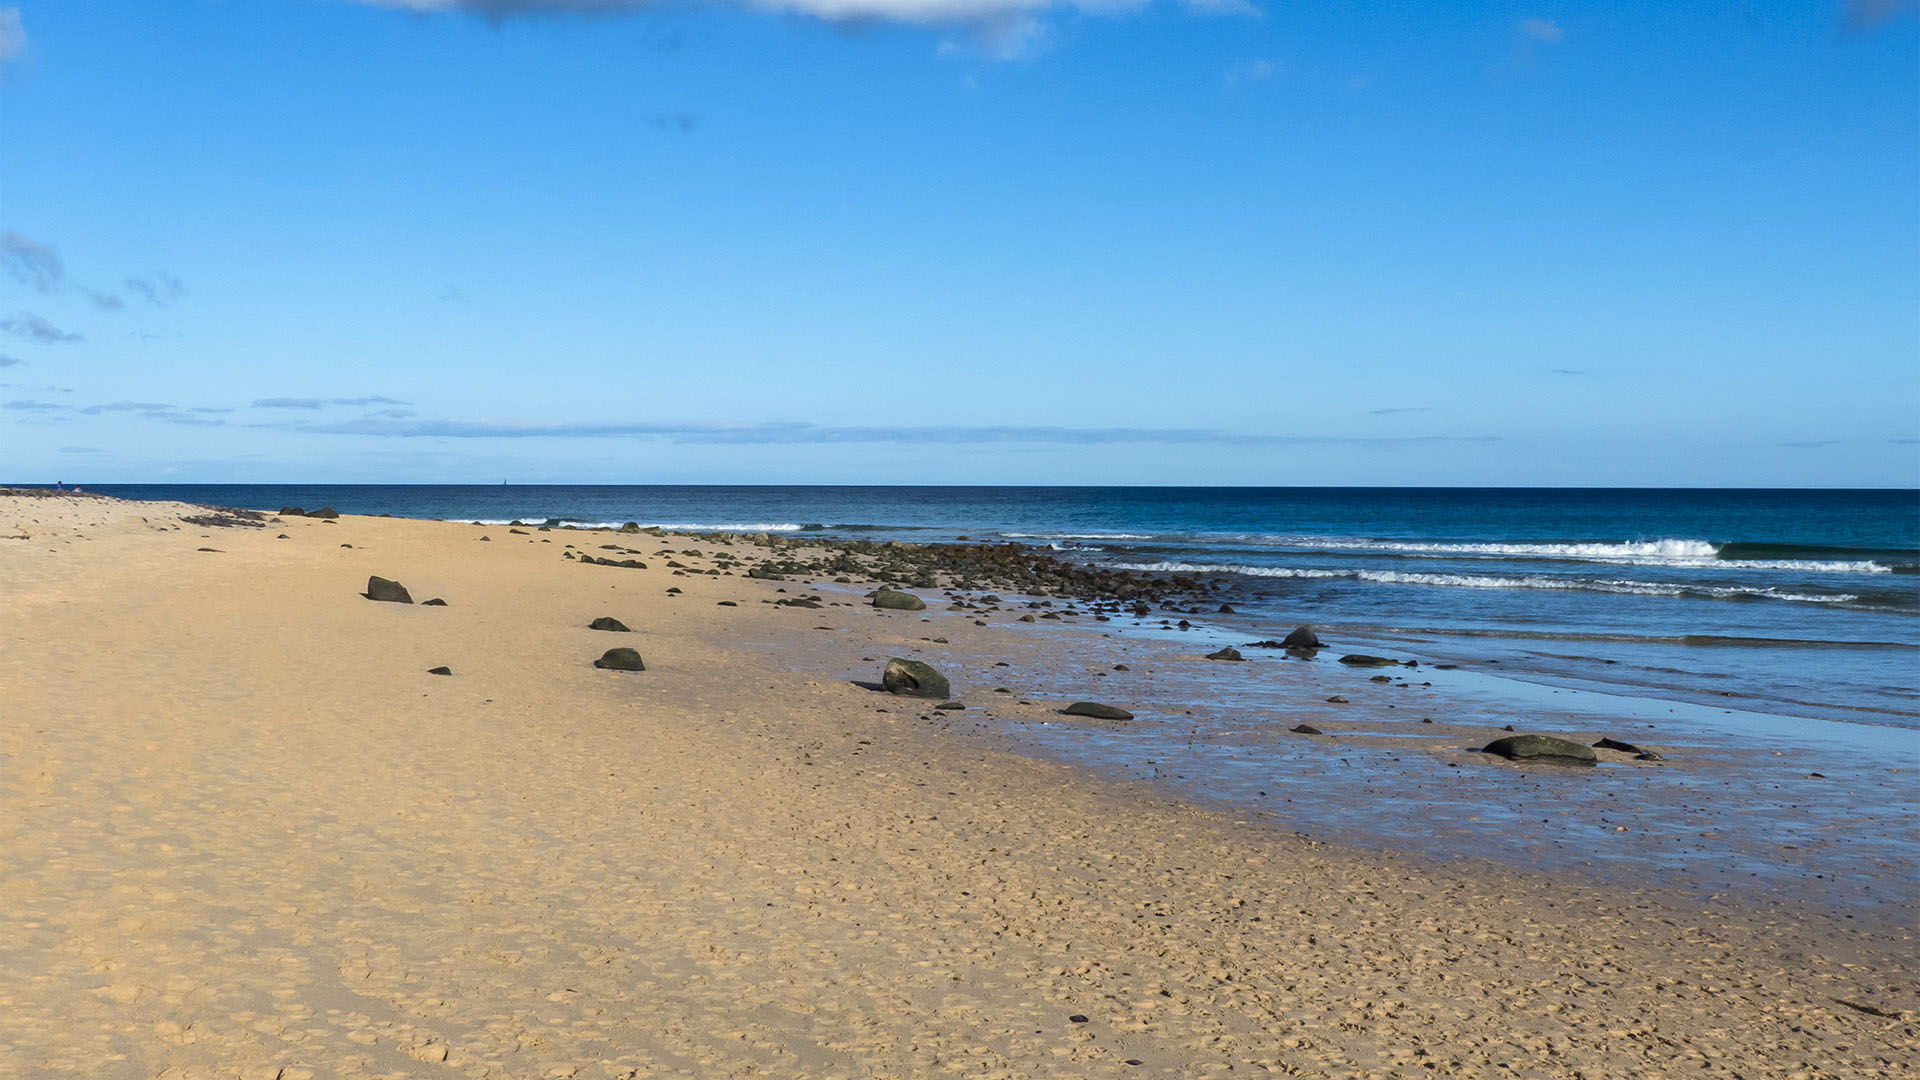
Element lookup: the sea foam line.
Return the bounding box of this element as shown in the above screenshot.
[1111,561,1860,604]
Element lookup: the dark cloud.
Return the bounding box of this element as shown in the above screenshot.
[252,395,412,410]
[0,312,81,344]
[124,272,187,307]
[0,231,63,292]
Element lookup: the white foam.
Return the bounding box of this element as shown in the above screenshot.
[1110,561,1858,604]
[1004,532,1157,541]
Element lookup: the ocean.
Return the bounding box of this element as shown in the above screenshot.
[66,484,1920,731]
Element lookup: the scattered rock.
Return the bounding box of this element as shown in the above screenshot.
[1018,614,1037,623]
[1370,674,1392,683]
[1113,663,1129,671]
[308,507,339,519]
[1481,734,1597,766]
[588,617,632,632]
[1205,647,1244,661]
[364,576,413,604]
[279,506,305,517]
[1290,723,1323,734]
[716,600,737,607]
[1325,696,1348,704]
[593,647,645,672]
[1061,701,1133,720]
[935,701,966,711]
[882,658,950,699]
[1218,604,1236,614]
[427,666,452,676]
[1594,737,1656,757]
[1282,626,1322,650]
[421,598,447,606]
[872,588,927,611]
[1339,654,1398,667]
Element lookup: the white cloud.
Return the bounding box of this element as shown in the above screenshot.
[1224,58,1273,87]
[1519,16,1563,43]
[352,0,1240,55]
[0,8,23,65]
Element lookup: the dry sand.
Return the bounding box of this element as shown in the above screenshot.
[2,493,1915,1079]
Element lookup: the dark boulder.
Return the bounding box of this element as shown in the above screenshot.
[309,507,340,519]
[1282,626,1322,650]
[593,647,645,671]
[365,576,413,604]
[1290,723,1323,734]
[1338,654,1399,668]
[882,658,950,699]
[1205,647,1245,662]
[589,617,631,632]
[872,588,927,611]
[1061,701,1133,720]
[1481,734,1597,766]
[278,506,305,517]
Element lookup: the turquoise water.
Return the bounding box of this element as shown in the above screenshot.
[57,484,1920,727]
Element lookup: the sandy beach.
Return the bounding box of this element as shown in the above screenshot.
[2,492,1915,1079]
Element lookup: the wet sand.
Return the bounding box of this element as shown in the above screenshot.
[2,493,1916,1078]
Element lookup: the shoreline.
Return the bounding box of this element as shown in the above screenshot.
[4,493,1916,1077]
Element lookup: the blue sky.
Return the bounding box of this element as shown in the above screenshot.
[0,0,1914,485]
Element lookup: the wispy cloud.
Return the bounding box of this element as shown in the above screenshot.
[1224,59,1274,87]
[124,272,186,307]
[647,111,700,135]
[1780,439,1840,449]
[1,231,63,292]
[0,312,81,344]
[2,398,62,411]
[1844,0,1918,32]
[252,395,412,410]
[273,413,1500,447]
[0,8,24,66]
[353,0,1245,59]
[0,353,22,367]
[1372,406,1434,416]
[78,401,227,426]
[1519,16,1563,43]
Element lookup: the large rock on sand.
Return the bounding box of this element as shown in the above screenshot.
[1206,647,1245,661]
[1482,734,1597,766]
[593,647,645,671]
[1282,626,1322,650]
[1338,654,1399,668]
[872,588,927,611]
[1061,701,1134,720]
[365,576,413,604]
[882,658,949,699]
[588,617,632,632]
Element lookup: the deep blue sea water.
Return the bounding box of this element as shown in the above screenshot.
[51,484,1920,728]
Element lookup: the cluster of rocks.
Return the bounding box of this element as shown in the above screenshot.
[278,506,339,519]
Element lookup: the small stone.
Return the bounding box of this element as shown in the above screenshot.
[427,666,452,676]
[1291,723,1323,734]
[421,597,447,606]
[872,588,927,611]
[365,576,413,604]
[1325,696,1347,704]
[593,647,645,671]
[589,617,632,632]
[1061,701,1133,720]
[1338,654,1398,668]
[882,658,950,699]
[1481,734,1597,766]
